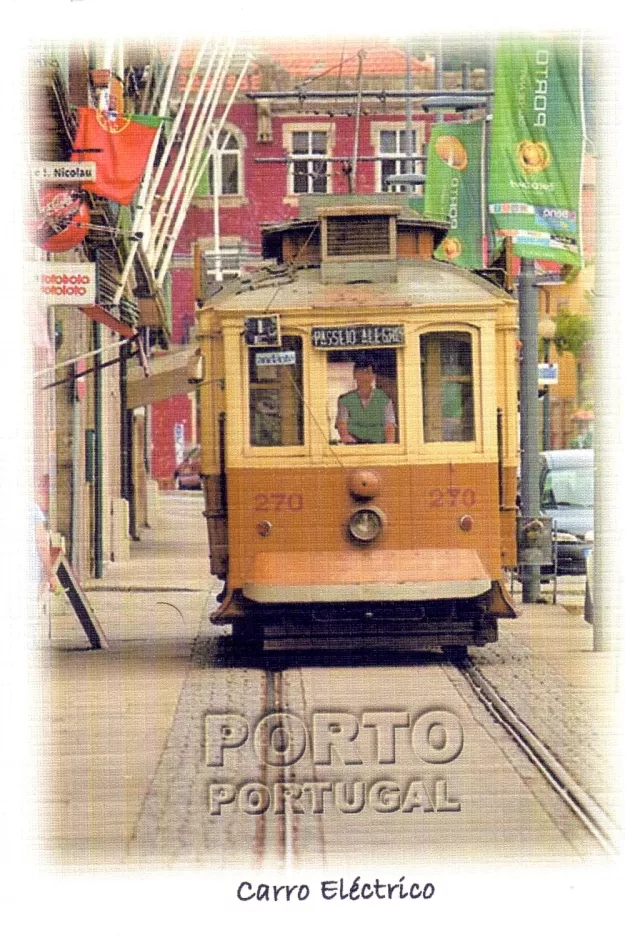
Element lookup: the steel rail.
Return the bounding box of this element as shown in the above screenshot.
[245,89,493,100]
[459,659,621,855]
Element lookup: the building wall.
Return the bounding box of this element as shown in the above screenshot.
[151,100,437,481]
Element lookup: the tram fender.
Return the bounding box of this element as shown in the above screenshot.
[241,549,495,603]
[487,579,517,618]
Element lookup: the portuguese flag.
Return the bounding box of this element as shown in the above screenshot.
[71,108,161,205]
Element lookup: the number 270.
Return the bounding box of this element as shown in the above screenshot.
[254,493,303,511]
[428,487,476,508]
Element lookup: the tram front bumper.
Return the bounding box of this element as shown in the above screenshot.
[242,549,492,604]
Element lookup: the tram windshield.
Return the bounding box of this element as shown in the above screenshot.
[248,336,304,446]
[328,350,398,444]
[420,331,475,442]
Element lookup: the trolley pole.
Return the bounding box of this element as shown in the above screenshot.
[519,257,541,602]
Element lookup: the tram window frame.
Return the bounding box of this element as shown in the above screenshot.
[247,335,306,451]
[327,349,399,446]
[419,330,476,444]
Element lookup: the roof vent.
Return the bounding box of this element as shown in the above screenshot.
[318,206,398,283]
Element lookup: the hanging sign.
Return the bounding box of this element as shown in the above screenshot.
[30,262,96,305]
[488,38,584,267]
[312,324,405,349]
[30,187,90,253]
[425,121,486,269]
[538,362,559,385]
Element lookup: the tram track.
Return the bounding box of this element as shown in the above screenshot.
[452,654,620,855]
[250,636,619,865]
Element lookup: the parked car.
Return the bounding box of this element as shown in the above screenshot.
[173,445,202,490]
[539,449,594,575]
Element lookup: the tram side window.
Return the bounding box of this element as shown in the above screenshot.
[327,350,398,444]
[420,332,474,442]
[248,336,304,447]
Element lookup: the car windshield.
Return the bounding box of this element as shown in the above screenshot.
[541,466,594,509]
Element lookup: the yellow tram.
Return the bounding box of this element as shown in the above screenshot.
[196,202,519,654]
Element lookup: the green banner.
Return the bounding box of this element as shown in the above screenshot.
[424,121,485,269]
[489,38,584,267]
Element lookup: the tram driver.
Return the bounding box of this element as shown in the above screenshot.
[336,358,397,444]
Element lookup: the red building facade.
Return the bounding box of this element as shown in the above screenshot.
[152,41,445,484]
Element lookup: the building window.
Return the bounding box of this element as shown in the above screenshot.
[290,130,329,194]
[420,332,475,442]
[377,127,423,194]
[248,336,304,447]
[197,129,242,197]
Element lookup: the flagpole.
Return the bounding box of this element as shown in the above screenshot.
[112,43,183,307]
[187,50,250,198]
[152,42,235,283]
[139,41,209,239]
[157,52,250,289]
[211,126,239,283]
[151,43,230,277]
[148,42,223,267]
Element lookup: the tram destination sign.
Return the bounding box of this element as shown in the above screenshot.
[244,314,281,347]
[312,324,405,349]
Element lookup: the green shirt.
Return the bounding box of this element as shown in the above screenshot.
[338,388,392,443]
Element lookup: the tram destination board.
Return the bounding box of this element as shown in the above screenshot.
[312,323,405,349]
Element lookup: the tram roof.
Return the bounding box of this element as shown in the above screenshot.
[204,259,515,313]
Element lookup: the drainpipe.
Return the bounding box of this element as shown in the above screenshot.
[119,338,137,540]
[70,364,82,572]
[92,320,103,578]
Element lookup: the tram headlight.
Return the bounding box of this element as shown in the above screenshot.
[348,506,386,543]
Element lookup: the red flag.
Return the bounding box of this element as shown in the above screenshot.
[71,108,159,205]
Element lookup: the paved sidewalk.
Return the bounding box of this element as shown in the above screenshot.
[39,492,622,863]
[39,491,219,865]
[474,601,622,828]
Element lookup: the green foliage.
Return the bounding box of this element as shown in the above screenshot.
[553,311,593,359]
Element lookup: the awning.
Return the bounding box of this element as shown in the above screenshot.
[126,345,195,408]
[80,304,135,338]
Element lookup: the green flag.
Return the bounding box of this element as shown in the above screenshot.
[489,38,584,267]
[424,121,485,269]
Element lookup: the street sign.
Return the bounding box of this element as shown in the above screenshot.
[538,362,559,385]
[32,161,97,183]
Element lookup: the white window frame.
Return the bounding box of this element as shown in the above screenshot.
[283,122,334,196]
[371,122,426,195]
[204,125,245,198]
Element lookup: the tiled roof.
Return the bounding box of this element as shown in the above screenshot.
[177,39,432,90]
[252,40,433,78]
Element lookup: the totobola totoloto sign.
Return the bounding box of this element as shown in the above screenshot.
[28,262,96,306]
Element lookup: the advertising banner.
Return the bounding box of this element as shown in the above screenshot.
[424,120,485,269]
[489,37,584,267]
